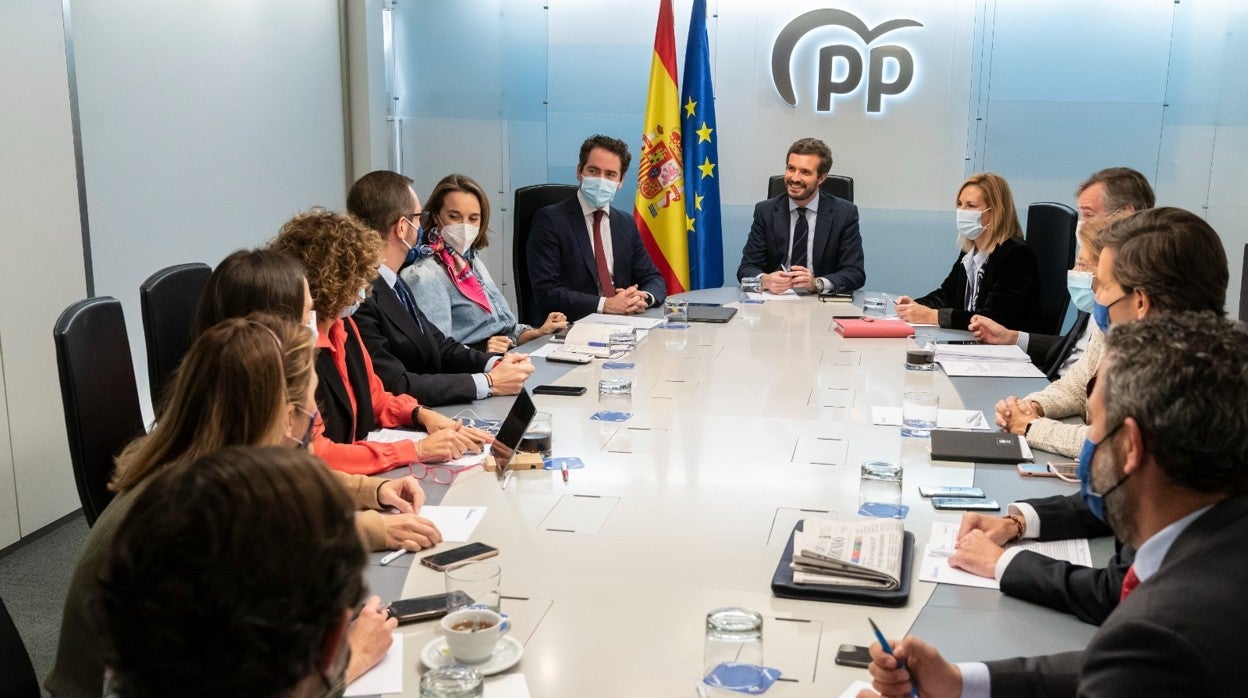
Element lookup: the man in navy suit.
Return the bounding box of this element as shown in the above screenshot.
[736,137,865,295]
[859,312,1248,697]
[348,170,534,406]
[527,134,666,322]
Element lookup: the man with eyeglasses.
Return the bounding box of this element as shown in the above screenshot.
[348,170,534,406]
[947,207,1229,626]
[969,167,1155,379]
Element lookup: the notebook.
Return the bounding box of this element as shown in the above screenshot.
[834,318,914,338]
[929,429,1033,464]
[686,305,738,323]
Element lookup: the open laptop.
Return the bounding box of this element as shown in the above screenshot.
[686,305,738,323]
[491,388,537,479]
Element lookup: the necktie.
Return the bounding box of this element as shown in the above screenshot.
[393,277,424,331]
[791,207,809,268]
[592,210,615,297]
[1119,564,1140,601]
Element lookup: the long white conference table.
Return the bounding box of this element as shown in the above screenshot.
[360,288,1105,697]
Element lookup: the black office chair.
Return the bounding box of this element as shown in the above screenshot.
[1240,243,1247,323]
[767,174,854,202]
[0,595,39,698]
[140,262,212,406]
[54,297,145,527]
[513,184,578,326]
[1025,202,1078,336]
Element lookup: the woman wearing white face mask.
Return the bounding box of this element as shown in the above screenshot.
[895,173,1042,331]
[402,173,567,353]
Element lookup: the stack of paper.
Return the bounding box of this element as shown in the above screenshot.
[870,406,990,430]
[918,521,1091,589]
[935,343,1045,378]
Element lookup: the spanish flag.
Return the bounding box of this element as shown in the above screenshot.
[633,0,689,295]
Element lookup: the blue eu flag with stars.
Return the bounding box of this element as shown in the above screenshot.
[681,0,723,289]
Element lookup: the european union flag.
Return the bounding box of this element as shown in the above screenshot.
[681,0,723,289]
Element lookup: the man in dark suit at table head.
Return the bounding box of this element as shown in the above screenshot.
[348,170,533,406]
[527,134,667,321]
[736,137,865,295]
[860,311,1248,698]
[970,166,1155,378]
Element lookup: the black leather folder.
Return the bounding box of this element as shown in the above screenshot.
[770,522,913,607]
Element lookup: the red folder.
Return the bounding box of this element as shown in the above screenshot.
[834,318,914,338]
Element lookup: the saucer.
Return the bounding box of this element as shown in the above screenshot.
[420,635,523,675]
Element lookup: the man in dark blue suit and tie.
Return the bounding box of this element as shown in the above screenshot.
[527,134,667,322]
[736,137,865,295]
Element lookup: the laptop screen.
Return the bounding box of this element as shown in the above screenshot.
[490,388,536,475]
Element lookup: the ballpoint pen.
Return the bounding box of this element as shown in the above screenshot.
[561,461,569,483]
[869,617,919,698]
[380,548,409,566]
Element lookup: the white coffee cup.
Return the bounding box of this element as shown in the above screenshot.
[440,606,510,664]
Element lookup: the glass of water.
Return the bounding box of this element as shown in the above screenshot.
[704,607,764,684]
[419,665,483,697]
[901,391,939,437]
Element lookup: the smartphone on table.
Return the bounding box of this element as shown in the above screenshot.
[932,497,1000,511]
[383,591,474,624]
[420,542,499,572]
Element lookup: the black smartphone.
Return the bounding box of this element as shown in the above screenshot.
[932,497,1001,511]
[835,644,872,668]
[420,542,499,571]
[384,591,473,624]
[533,384,587,396]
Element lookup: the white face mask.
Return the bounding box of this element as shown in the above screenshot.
[440,223,480,256]
[339,289,366,319]
[306,310,318,342]
[956,207,988,241]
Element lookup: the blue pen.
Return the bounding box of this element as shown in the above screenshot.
[868,618,919,698]
[588,341,608,347]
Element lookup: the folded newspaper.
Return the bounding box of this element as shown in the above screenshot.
[790,518,905,590]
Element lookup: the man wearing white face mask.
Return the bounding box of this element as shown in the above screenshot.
[969,167,1155,378]
[527,134,667,321]
[348,170,536,407]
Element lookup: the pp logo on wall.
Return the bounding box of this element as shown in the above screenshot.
[772,8,922,114]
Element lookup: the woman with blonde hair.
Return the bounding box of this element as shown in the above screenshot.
[47,315,411,697]
[895,173,1041,331]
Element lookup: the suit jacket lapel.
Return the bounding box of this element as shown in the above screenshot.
[610,207,633,287]
[375,278,425,349]
[315,348,352,429]
[771,197,790,262]
[812,195,835,272]
[564,198,600,284]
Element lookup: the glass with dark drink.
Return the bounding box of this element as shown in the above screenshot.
[518,411,553,458]
[904,334,935,371]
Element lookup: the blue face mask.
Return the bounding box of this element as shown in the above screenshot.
[398,218,422,269]
[580,176,619,209]
[1077,425,1128,523]
[1092,300,1111,332]
[1067,270,1095,314]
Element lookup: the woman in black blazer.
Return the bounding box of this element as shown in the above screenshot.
[895,172,1041,331]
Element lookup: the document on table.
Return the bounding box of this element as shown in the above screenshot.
[870,406,990,430]
[934,344,1031,362]
[576,312,666,329]
[419,506,487,542]
[938,360,1047,378]
[343,631,402,696]
[745,289,801,301]
[838,680,874,698]
[919,521,1092,589]
[365,429,488,467]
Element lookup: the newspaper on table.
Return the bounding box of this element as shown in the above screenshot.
[790,518,904,590]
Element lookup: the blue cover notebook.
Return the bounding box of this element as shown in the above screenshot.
[770,521,914,607]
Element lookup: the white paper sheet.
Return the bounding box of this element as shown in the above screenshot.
[745,290,801,301]
[937,360,1047,378]
[419,506,487,542]
[343,632,403,696]
[838,680,875,698]
[934,344,1031,361]
[918,522,1092,589]
[870,407,990,430]
[576,313,666,329]
[487,673,532,697]
[365,430,488,468]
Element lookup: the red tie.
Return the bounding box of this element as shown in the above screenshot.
[1119,564,1140,601]
[592,210,615,298]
